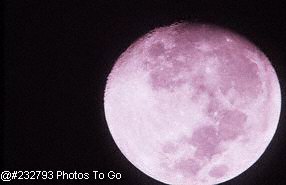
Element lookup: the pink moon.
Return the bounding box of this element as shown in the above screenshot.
[104,23,281,185]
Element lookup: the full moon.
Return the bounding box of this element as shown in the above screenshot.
[104,23,281,185]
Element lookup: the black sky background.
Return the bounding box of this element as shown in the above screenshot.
[3,0,286,185]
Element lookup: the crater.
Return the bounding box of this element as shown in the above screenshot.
[209,164,229,178]
[148,42,165,57]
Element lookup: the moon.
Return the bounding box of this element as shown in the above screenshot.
[103,23,281,185]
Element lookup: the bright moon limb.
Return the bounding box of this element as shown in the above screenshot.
[104,22,281,185]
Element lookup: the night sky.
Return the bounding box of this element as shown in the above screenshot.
[4,1,286,185]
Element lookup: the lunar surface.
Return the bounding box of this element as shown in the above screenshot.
[104,23,281,185]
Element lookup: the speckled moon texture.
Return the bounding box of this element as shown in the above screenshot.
[104,23,281,185]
